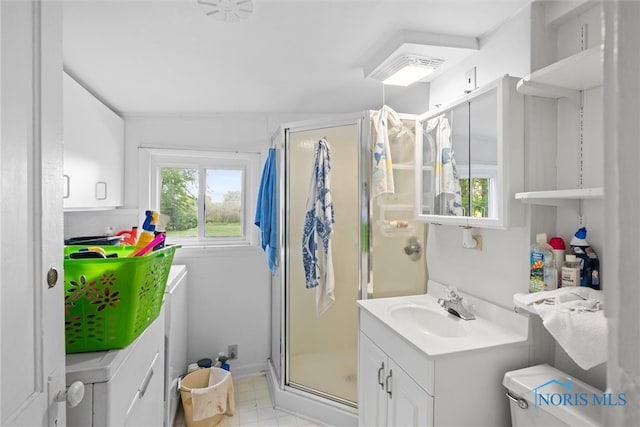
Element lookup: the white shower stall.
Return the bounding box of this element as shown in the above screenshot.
[267,112,427,425]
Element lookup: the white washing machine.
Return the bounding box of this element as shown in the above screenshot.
[164,265,188,426]
[65,306,166,427]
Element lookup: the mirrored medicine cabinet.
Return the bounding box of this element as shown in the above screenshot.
[415,75,524,229]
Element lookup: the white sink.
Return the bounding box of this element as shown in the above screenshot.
[389,304,467,338]
[357,280,529,357]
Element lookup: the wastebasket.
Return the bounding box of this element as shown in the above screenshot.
[179,367,234,427]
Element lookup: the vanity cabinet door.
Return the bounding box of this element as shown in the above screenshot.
[386,360,433,427]
[358,332,434,427]
[358,333,388,427]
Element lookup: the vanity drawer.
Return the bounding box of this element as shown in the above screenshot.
[359,309,435,395]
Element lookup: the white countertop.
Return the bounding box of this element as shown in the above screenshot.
[357,280,530,358]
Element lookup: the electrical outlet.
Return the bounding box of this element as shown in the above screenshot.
[465,67,477,92]
[228,344,238,360]
[472,235,482,251]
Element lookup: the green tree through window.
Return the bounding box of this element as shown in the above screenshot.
[160,167,243,238]
[161,168,197,235]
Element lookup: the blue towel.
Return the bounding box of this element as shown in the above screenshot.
[302,139,335,315]
[254,148,277,273]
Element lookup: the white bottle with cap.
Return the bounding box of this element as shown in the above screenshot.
[561,254,581,287]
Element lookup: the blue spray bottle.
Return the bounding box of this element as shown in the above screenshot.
[570,227,600,289]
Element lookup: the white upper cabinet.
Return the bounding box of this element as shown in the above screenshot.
[415,75,524,229]
[63,72,124,209]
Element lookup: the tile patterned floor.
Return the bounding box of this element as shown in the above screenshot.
[174,374,323,427]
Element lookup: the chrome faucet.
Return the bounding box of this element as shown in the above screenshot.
[437,287,475,320]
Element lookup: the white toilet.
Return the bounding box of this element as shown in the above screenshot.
[503,364,603,426]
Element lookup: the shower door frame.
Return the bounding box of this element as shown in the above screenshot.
[272,112,372,410]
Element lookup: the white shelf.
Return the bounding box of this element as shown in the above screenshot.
[516,47,602,101]
[515,187,603,206]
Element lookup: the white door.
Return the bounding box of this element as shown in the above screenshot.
[358,333,388,427]
[1,1,66,426]
[386,361,433,427]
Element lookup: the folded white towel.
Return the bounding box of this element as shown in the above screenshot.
[190,368,235,421]
[514,288,606,370]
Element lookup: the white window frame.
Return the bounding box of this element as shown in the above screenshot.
[145,148,260,248]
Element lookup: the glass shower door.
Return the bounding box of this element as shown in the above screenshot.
[285,120,362,406]
[369,116,428,298]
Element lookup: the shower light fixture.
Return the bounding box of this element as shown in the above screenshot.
[374,55,445,86]
[196,0,253,22]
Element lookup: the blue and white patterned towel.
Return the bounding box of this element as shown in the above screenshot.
[302,139,335,315]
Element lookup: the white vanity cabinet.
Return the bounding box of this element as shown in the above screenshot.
[358,283,530,427]
[359,332,433,427]
[415,75,524,228]
[63,72,124,209]
[65,307,165,427]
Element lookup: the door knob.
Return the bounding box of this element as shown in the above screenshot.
[56,381,85,408]
[46,267,58,288]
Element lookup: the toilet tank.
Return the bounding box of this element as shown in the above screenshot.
[503,364,603,426]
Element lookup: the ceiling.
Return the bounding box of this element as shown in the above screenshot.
[63,0,529,115]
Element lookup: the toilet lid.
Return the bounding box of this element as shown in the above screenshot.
[503,364,603,426]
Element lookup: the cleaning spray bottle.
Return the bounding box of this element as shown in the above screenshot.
[529,233,555,292]
[115,226,138,246]
[129,210,158,257]
[570,227,600,289]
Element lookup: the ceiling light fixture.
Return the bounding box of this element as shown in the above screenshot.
[196,0,253,22]
[364,31,479,87]
[375,55,445,86]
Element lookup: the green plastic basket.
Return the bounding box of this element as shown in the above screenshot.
[63,245,177,353]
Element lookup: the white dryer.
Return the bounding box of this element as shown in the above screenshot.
[164,265,188,426]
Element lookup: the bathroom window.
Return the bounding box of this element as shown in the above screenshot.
[145,148,259,247]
